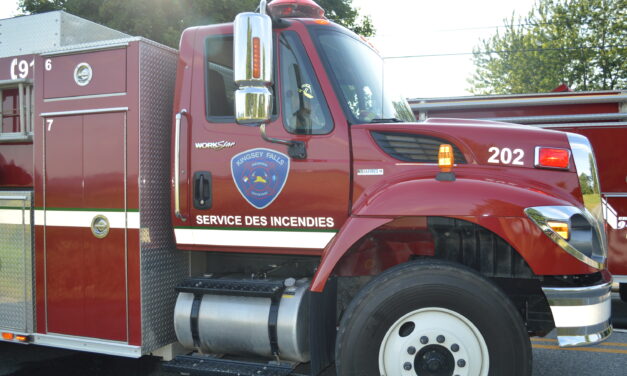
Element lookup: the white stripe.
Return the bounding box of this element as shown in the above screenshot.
[549,301,611,327]
[175,228,336,249]
[0,209,31,225]
[33,210,140,229]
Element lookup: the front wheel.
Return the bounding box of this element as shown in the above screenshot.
[335,260,532,376]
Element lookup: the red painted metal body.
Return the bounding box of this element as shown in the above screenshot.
[32,45,141,344]
[1,31,178,355]
[410,91,626,279]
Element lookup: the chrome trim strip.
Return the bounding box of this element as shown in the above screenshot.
[174,109,187,221]
[604,193,627,197]
[477,112,627,124]
[555,325,612,347]
[41,42,135,57]
[612,275,627,283]
[409,93,627,110]
[33,333,141,358]
[41,107,129,116]
[44,92,127,102]
[567,133,607,259]
[525,206,605,269]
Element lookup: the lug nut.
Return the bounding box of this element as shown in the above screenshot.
[436,335,445,343]
[403,362,412,370]
[457,359,466,368]
[451,343,459,352]
[407,346,416,355]
[420,336,429,344]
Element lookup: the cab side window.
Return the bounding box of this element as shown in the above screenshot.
[205,35,236,120]
[279,31,332,135]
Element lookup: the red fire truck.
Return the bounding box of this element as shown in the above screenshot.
[410,89,627,303]
[0,1,614,375]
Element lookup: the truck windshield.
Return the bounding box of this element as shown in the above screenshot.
[312,27,415,124]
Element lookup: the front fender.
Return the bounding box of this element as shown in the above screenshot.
[353,178,572,218]
[310,178,598,292]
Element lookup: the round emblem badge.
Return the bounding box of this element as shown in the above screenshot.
[91,215,110,239]
[73,62,93,86]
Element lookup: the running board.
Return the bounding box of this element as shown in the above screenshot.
[163,355,303,376]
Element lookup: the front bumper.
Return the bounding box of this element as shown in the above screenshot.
[542,281,612,347]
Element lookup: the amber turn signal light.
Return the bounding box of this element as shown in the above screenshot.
[547,221,570,240]
[438,144,454,172]
[536,147,570,169]
[2,332,15,340]
[252,37,261,79]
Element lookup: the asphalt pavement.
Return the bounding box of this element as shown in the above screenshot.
[1,294,626,376]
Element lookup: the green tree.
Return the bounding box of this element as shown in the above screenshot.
[19,0,374,48]
[469,0,627,94]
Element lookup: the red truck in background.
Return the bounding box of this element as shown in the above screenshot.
[0,1,615,375]
[409,90,627,302]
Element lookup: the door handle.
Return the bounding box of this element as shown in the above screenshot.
[194,171,212,210]
[175,109,188,221]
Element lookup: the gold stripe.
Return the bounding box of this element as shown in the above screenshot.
[532,344,627,354]
[532,338,627,348]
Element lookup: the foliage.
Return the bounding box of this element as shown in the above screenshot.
[317,0,374,36]
[18,0,374,48]
[469,0,627,94]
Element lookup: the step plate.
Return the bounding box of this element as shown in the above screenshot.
[175,278,285,299]
[163,355,297,376]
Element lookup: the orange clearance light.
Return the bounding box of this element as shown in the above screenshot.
[16,335,29,342]
[2,332,15,340]
[547,221,570,240]
[252,37,261,79]
[267,0,326,19]
[536,147,570,169]
[438,144,454,172]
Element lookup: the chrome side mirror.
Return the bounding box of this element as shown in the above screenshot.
[234,5,273,125]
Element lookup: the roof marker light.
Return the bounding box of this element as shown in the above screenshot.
[535,147,570,169]
[268,0,326,19]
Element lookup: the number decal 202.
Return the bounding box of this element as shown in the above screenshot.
[488,147,524,166]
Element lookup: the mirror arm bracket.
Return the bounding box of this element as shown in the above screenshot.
[260,123,307,159]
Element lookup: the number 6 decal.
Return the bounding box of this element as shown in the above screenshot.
[488,147,524,166]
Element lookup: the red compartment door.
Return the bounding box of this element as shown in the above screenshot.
[44,112,127,341]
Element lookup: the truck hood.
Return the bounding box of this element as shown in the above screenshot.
[358,117,573,169]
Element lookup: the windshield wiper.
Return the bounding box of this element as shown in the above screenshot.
[370,118,403,123]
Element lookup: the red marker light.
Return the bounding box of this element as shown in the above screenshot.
[268,0,326,19]
[536,147,570,169]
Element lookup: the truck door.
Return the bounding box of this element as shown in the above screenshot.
[175,28,350,253]
[43,111,127,341]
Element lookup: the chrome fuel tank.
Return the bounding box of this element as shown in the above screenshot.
[174,278,310,362]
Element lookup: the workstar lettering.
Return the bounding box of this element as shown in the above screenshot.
[231,148,290,209]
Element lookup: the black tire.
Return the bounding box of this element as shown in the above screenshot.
[620,283,627,302]
[335,259,532,376]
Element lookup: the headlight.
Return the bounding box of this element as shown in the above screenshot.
[525,206,605,269]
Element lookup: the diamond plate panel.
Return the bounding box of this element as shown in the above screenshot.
[138,41,189,353]
[0,11,129,58]
[0,191,34,333]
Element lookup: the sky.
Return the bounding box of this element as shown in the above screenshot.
[0,0,538,98]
